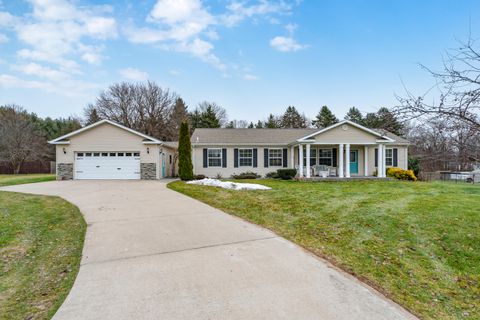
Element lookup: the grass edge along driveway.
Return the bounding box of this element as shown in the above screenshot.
[0,174,55,187]
[0,191,86,320]
[168,180,480,320]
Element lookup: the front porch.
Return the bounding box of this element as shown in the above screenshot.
[291,143,390,179]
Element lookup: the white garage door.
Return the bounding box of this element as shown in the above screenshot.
[75,152,141,180]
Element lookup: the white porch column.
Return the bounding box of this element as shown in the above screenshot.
[338,144,344,178]
[306,144,311,178]
[345,144,351,178]
[378,144,384,177]
[381,144,387,177]
[299,144,304,178]
[364,146,369,176]
[290,145,295,169]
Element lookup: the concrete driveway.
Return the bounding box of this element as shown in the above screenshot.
[1,180,416,320]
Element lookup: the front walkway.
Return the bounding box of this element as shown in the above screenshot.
[1,181,415,320]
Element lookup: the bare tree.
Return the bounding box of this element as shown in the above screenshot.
[396,35,480,130]
[85,81,178,140]
[0,105,48,174]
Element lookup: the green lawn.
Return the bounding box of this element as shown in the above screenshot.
[0,192,86,320]
[169,180,480,319]
[0,174,55,187]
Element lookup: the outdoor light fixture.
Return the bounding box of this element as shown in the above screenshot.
[63,147,66,154]
[147,147,150,154]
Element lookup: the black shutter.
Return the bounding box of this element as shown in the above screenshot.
[393,148,398,167]
[222,148,227,168]
[375,148,378,167]
[283,148,288,167]
[332,148,337,167]
[264,148,269,167]
[253,149,258,167]
[234,148,239,168]
[203,148,208,168]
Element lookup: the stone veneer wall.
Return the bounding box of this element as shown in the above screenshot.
[57,163,73,180]
[140,163,157,180]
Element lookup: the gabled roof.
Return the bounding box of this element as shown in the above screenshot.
[48,119,163,145]
[297,120,394,142]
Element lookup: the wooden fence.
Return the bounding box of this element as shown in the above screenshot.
[0,161,55,174]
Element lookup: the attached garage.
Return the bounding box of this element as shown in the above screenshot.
[49,120,178,180]
[75,152,141,180]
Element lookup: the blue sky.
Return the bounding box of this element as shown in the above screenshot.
[0,0,479,122]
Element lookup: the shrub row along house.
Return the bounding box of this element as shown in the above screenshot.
[50,119,409,180]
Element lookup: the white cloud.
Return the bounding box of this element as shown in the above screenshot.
[221,1,293,27]
[285,22,297,34]
[7,0,117,69]
[0,73,98,96]
[169,69,181,76]
[243,74,258,81]
[0,33,8,43]
[149,0,213,26]
[0,11,16,27]
[125,0,300,73]
[119,68,149,81]
[270,36,306,52]
[13,62,70,81]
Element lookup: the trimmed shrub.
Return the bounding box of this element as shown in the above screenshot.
[231,172,260,179]
[387,167,417,181]
[194,174,206,180]
[276,169,297,180]
[178,121,194,181]
[265,171,279,179]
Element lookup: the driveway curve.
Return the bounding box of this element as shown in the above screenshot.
[1,180,416,320]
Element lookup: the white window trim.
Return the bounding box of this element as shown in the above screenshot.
[385,148,393,167]
[318,148,333,166]
[269,148,283,167]
[238,148,253,167]
[208,148,222,167]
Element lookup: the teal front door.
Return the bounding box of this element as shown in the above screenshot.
[350,150,358,174]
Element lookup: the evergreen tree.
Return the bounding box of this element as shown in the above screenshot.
[255,120,264,128]
[189,102,227,129]
[281,106,307,128]
[344,107,364,124]
[362,108,404,135]
[264,114,281,128]
[226,121,235,128]
[85,107,101,125]
[375,107,404,136]
[168,98,189,140]
[178,121,194,180]
[248,122,254,128]
[312,106,339,128]
[363,112,380,128]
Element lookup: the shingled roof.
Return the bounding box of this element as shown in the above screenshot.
[191,128,318,145]
[191,123,409,145]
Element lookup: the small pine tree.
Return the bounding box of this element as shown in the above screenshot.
[344,107,364,124]
[178,121,194,180]
[312,106,339,128]
[281,106,307,128]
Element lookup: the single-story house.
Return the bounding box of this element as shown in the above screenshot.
[50,119,409,180]
[49,120,177,180]
[191,120,409,179]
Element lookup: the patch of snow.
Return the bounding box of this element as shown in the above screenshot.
[186,178,271,190]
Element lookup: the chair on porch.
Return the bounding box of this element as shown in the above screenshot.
[313,165,329,178]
